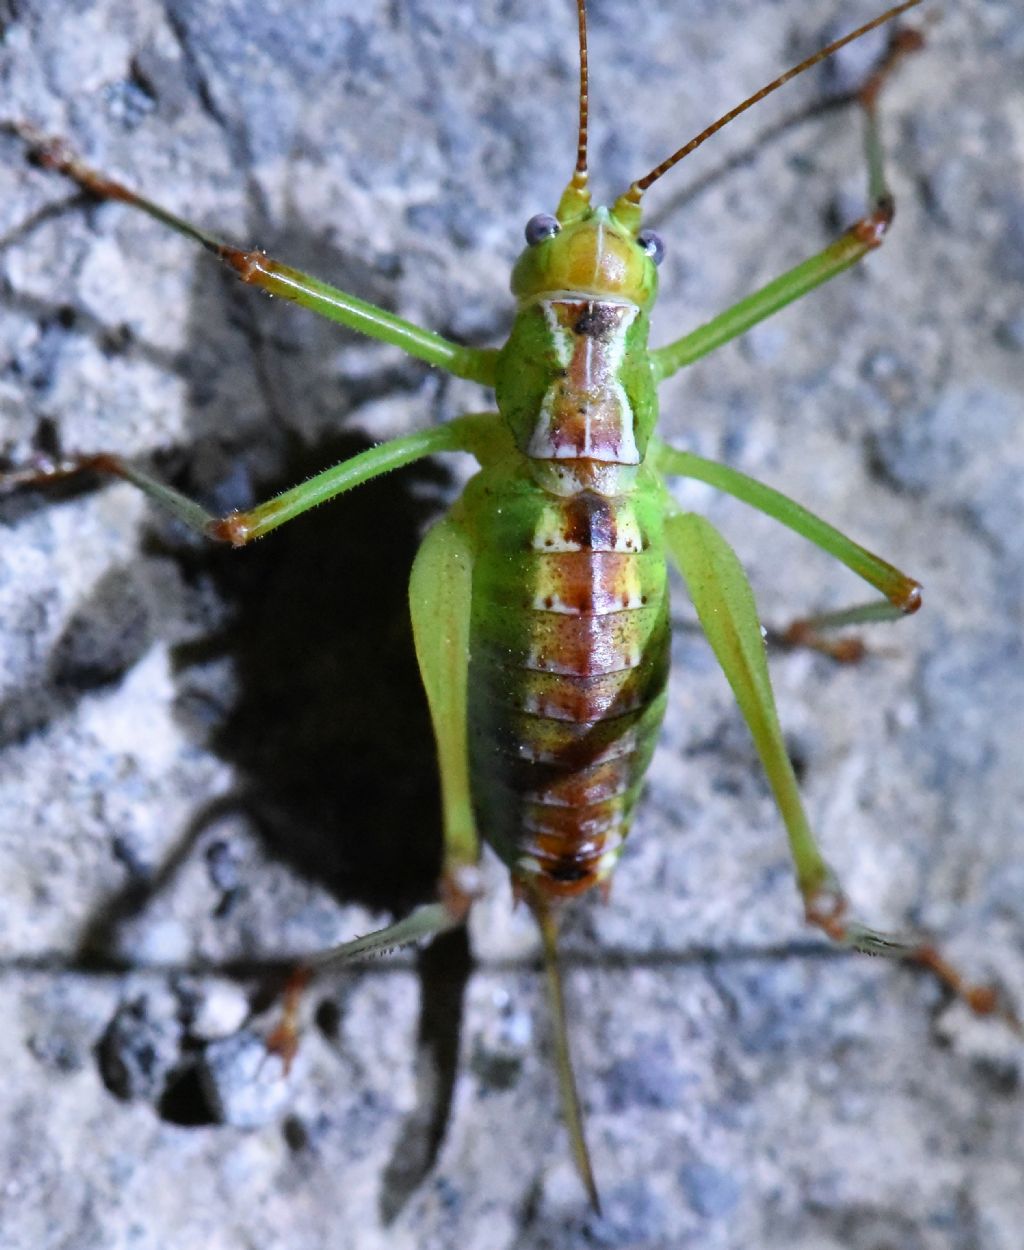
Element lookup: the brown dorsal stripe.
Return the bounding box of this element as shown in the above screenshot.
[563,490,617,549]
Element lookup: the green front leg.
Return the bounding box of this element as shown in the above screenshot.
[664,512,1017,1028]
[650,27,917,383]
[11,124,497,386]
[649,215,889,381]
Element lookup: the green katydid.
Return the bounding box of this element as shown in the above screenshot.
[1,0,1014,1212]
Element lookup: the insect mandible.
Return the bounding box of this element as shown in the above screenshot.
[1,0,1015,1213]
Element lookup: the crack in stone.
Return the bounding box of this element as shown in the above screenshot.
[0,939,853,980]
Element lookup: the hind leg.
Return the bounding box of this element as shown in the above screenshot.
[665,510,1019,1031]
[266,513,479,1063]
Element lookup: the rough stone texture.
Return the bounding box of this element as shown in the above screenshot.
[1,1,1022,1247]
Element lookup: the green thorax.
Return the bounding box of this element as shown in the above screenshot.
[494,295,658,492]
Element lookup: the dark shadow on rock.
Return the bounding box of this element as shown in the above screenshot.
[166,425,449,914]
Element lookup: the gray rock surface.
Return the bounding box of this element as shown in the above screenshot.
[1,1,1022,1247]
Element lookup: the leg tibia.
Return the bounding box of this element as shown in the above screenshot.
[803,875,1019,1033]
[654,441,922,614]
[768,598,913,663]
[307,895,474,975]
[0,451,229,539]
[261,889,477,1071]
[650,21,925,382]
[1,416,498,544]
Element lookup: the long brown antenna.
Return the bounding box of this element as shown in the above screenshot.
[621,0,923,206]
[575,0,590,178]
[556,0,592,219]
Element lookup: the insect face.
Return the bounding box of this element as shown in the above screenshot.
[510,205,660,308]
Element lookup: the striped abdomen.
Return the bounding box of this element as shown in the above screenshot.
[467,474,670,899]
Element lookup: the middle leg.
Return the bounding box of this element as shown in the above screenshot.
[0,412,503,544]
[654,438,922,662]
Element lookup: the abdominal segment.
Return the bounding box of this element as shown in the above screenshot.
[468,479,670,899]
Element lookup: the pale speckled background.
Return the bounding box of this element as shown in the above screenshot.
[1,1,1023,1247]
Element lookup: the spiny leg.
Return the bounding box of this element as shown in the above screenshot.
[267,517,479,1045]
[0,412,504,544]
[663,511,1019,1031]
[653,437,921,615]
[765,600,908,664]
[6,122,497,385]
[649,22,924,382]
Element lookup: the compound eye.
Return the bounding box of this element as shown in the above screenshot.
[637,228,665,266]
[525,213,561,245]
